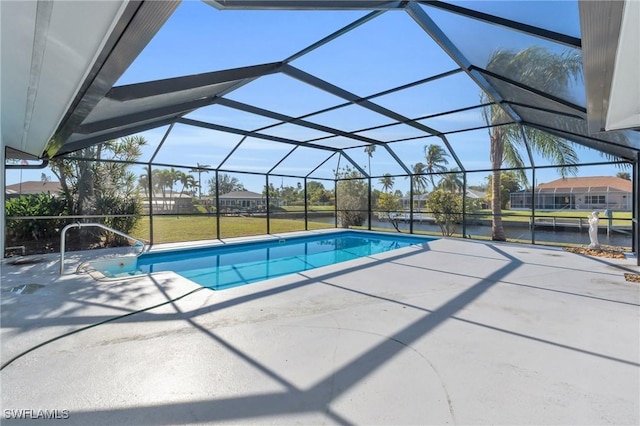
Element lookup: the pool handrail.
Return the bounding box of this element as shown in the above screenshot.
[60,222,147,275]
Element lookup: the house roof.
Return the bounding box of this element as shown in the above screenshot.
[401,193,429,201]
[466,189,487,199]
[5,181,62,195]
[147,192,192,199]
[536,176,632,192]
[218,190,264,199]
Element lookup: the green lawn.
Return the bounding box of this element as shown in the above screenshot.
[132,215,334,244]
[131,210,633,247]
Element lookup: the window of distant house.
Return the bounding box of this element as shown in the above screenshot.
[585,195,605,204]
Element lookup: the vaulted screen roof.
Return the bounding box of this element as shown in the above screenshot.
[36,0,640,167]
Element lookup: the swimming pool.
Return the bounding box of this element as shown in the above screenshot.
[95,231,436,290]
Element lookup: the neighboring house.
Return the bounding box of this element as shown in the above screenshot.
[401,190,488,211]
[466,189,489,209]
[510,176,632,211]
[400,193,429,210]
[143,192,193,213]
[218,190,266,211]
[5,181,62,199]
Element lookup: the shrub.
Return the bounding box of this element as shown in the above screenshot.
[5,193,67,242]
[94,192,142,245]
[376,192,403,232]
[426,190,463,236]
[336,167,367,227]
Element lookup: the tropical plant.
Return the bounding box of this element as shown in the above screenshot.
[189,162,210,199]
[482,46,581,240]
[94,192,141,245]
[406,162,429,212]
[426,189,463,236]
[364,144,376,174]
[307,180,333,205]
[409,163,429,195]
[438,169,464,193]
[207,173,245,195]
[263,183,280,205]
[175,171,196,198]
[151,168,175,210]
[336,166,368,227]
[279,184,304,205]
[486,171,522,210]
[424,144,450,188]
[49,136,146,244]
[379,173,394,193]
[377,192,403,232]
[138,171,150,199]
[5,193,68,247]
[616,172,631,180]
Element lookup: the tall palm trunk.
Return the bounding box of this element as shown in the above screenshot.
[481,47,581,241]
[429,174,437,189]
[490,129,506,241]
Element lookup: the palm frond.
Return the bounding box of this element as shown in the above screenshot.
[501,136,528,184]
[525,127,579,177]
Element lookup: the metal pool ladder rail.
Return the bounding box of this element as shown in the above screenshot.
[60,222,147,275]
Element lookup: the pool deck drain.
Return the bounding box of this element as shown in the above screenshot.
[1,234,638,425]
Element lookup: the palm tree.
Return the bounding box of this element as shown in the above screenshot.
[168,168,179,199]
[176,171,196,198]
[364,144,376,175]
[138,172,149,199]
[50,136,147,215]
[379,173,394,193]
[189,162,210,200]
[616,172,631,181]
[424,144,449,188]
[408,163,429,211]
[151,168,176,210]
[482,46,581,241]
[208,173,245,195]
[410,163,429,195]
[438,169,464,193]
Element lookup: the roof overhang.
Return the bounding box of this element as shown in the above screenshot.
[1,0,179,159]
[580,0,640,133]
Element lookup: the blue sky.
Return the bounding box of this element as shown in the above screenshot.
[8,1,631,191]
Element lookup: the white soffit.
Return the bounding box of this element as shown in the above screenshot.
[605,0,640,131]
[0,1,129,157]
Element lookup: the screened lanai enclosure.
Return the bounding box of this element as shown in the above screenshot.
[3,1,639,262]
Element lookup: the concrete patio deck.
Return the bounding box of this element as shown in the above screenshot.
[1,235,639,425]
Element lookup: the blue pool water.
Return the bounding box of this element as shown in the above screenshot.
[127,231,435,290]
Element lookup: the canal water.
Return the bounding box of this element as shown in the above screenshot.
[316,218,632,247]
